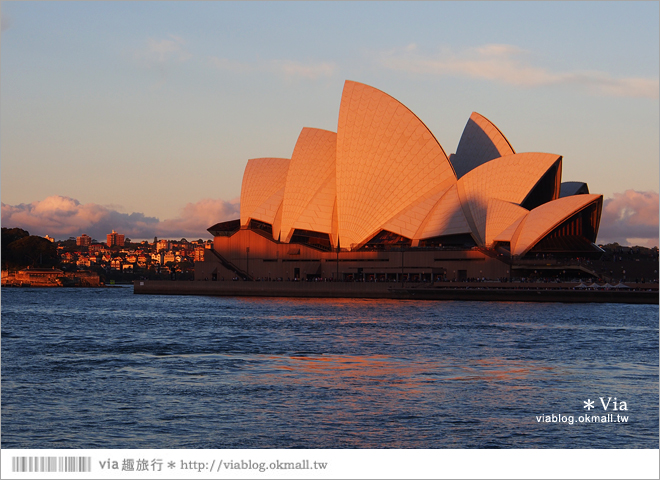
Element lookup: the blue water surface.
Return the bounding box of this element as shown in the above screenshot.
[1,286,658,448]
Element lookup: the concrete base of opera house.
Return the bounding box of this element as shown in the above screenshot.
[133,280,658,304]
[195,228,516,284]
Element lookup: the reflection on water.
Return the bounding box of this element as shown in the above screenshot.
[262,353,554,386]
[1,287,658,449]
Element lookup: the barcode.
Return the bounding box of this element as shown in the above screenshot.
[12,456,92,473]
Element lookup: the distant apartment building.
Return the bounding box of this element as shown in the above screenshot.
[194,247,205,262]
[110,258,122,270]
[163,251,176,264]
[107,230,125,247]
[77,234,92,246]
[151,253,163,265]
[156,240,170,252]
[89,244,105,254]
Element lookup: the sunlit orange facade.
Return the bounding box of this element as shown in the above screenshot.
[199,81,603,281]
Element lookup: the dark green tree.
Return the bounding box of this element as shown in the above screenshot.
[2,227,30,246]
[2,228,31,270]
[3,235,59,270]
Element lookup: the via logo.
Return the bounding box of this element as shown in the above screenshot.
[584,397,628,411]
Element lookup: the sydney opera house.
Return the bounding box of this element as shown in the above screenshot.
[198,81,603,282]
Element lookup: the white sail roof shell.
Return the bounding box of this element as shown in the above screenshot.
[415,184,473,241]
[240,157,290,227]
[336,80,456,249]
[456,152,562,245]
[451,112,515,179]
[280,128,337,243]
[485,199,529,247]
[233,81,603,256]
[510,194,603,256]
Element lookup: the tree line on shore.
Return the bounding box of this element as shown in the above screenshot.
[2,228,59,270]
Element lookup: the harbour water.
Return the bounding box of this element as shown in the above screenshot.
[1,286,658,449]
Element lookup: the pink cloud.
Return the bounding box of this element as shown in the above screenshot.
[598,190,659,248]
[4,191,657,248]
[153,198,240,239]
[1,195,240,242]
[378,44,659,99]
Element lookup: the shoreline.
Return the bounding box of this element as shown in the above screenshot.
[133,280,658,304]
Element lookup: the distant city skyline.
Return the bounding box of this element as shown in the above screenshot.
[1,2,658,246]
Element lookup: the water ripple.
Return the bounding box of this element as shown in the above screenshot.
[1,287,658,449]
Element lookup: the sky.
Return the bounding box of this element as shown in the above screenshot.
[1,1,658,246]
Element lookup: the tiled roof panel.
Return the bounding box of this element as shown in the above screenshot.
[511,194,603,256]
[336,80,456,248]
[457,152,561,244]
[240,157,290,226]
[280,128,337,242]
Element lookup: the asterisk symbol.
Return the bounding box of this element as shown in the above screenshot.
[168,462,176,469]
[583,399,595,410]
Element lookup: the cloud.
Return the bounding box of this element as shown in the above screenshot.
[598,190,659,247]
[133,34,191,71]
[377,43,659,99]
[208,56,337,80]
[153,198,240,239]
[1,195,240,242]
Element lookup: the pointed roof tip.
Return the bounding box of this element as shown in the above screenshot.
[451,110,517,179]
[299,126,337,135]
[342,80,386,98]
[466,111,514,153]
[469,110,495,124]
[342,80,406,104]
[343,79,364,92]
[344,79,370,87]
[339,79,449,154]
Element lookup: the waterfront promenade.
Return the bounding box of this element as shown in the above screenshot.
[134,279,658,304]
